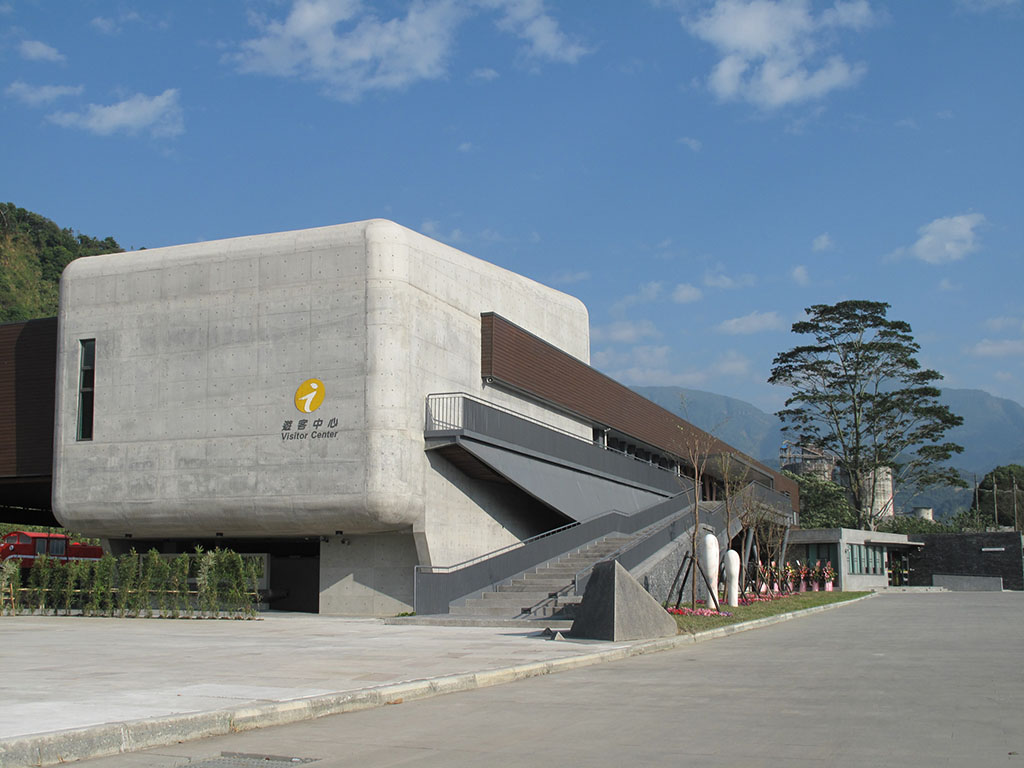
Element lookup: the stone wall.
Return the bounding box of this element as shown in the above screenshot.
[909,532,1023,591]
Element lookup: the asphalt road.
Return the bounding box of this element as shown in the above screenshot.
[72,592,1024,768]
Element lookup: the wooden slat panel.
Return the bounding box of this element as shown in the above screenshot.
[481,312,797,510]
[0,317,57,478]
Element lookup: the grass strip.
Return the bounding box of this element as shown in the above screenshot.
[671,591,870,634]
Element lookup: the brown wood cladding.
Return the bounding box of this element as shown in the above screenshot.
[481,312,797,510]
[0,318,57,478]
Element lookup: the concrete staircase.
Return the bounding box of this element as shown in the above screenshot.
[448,535,632,620]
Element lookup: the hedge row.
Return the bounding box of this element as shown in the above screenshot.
[0,547,263,618]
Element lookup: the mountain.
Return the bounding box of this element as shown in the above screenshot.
[634,386,784,463]
[632,384,1024,481]
[0,202,123,323]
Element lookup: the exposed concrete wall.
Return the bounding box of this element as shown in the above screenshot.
[53,219,589,542]
[418,452,555,568]
[932,573,1003,591]
[319,532,419,615]
[53,219,591,614]
[635,523,721,606]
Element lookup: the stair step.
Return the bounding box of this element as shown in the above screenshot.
[500,581,574,591]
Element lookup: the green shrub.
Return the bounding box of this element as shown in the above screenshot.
[1,559,22,615]
[196,547,218,617]
[115,551,139,617]
[169,552,191,618]
[90,554,116,616]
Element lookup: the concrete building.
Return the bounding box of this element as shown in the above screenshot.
[785,528,922,591]
[6,219,798,615]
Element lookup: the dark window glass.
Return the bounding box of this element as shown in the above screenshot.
[35,539,46,555]
[50,538,66,556]
[78,339,95,441]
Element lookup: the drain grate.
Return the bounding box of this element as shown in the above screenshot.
[187,753,319,768]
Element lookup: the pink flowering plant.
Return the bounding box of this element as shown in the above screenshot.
[822,561,836,584]
[667,606,733,617]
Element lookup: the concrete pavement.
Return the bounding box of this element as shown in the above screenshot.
[5,593,1020,766]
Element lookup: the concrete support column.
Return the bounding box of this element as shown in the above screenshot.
[319,531,418,616]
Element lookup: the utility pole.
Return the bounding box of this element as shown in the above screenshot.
[974,474,980,529]
[994,477,999,529]
[1013,475,1019,533]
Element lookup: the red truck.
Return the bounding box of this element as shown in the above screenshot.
[1,530,104,569]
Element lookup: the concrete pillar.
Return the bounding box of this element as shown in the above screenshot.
[319,531,418,616]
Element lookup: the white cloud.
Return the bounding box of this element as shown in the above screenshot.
[812,232,834,251]
[231,0,584,100]
[686,0,874,109]
[471,67,499,81]
[971,339,1024,357]
[715,310,786,334]
[457,141,474,152]
[5,81,83,106]
[598,347,751,388]
[232,0,466,101]
[704,269,756,289]
[420,219,465,244]
[591,320,660,344]
[791,264,809,285]
[548,270,590,285]
[938,278,959,292]
[677,136,702,152]
[90,12,141,35]
[957,0,1020,11]
[484,0,590,64]
[892,213,986,264]
[986,316,1024,332]
[671,283,702,303]
[611,281,664,315]
[19,40,65,62]
[48,89,184,138]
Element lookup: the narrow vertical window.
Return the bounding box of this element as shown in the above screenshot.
[77,339,95,441]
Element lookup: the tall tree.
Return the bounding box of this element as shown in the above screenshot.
[970,464,1024,530]
[780,470,856,529]
[0,202,123,322]
[768,300,965,530]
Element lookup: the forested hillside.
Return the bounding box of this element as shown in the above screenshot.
[0,202,123,323]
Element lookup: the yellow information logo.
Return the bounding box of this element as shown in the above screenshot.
[294,378,325,413]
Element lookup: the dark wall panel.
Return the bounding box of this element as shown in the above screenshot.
[0,317,57,479]
[481,312,798,511]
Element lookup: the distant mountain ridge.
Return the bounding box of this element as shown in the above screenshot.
[631,385,1024,478]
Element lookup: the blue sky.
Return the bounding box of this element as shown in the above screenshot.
[2,0,1022,412]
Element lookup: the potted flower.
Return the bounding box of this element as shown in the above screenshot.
[823,561,836,591]
[786,562,799,593]
[798,562,809,592]
[810,561,823,591]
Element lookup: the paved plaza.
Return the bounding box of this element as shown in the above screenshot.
[3,593,1022,767]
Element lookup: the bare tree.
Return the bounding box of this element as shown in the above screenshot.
[677,423,718,609]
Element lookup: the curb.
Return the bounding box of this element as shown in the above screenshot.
[0,593,874,767]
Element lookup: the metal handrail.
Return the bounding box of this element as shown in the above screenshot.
[570,500,708,595]
[414,519,582,575]
[426,392,594,444]
[569,478,786,594]
[425,392,682,478]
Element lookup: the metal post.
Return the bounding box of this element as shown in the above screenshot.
[1013,476,1019,533]
[994,477,999,529]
